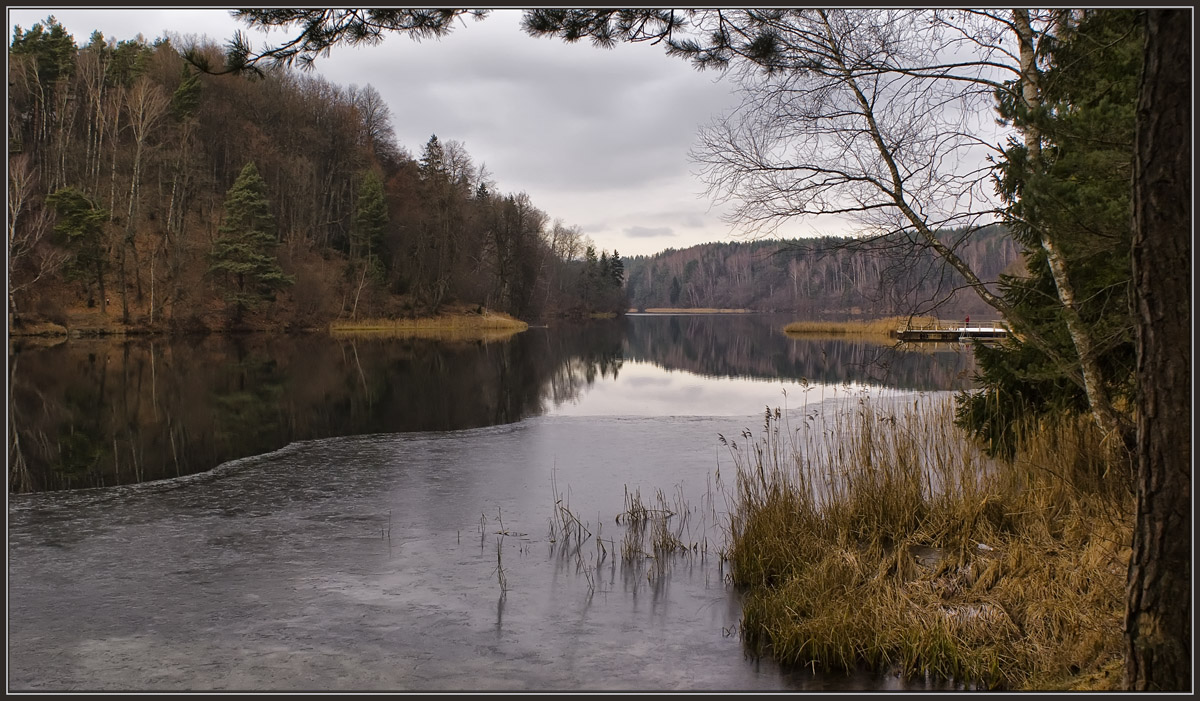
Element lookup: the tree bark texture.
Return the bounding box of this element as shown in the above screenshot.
[1125,8,1192,692]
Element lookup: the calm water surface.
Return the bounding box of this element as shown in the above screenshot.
[8,314,975,691]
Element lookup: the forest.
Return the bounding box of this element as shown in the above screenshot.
[623,225,1020,319]
[7,17,629,334]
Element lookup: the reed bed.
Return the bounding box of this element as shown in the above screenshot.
[722,393,1131,690]
[782,316,937,337]
[642,307,752,314]
[329,311,528,340]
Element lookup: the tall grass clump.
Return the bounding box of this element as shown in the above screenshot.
[782,316,936,338]
[329,310,528,340]
[723,394,1132,690]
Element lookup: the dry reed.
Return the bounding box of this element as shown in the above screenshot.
[329,311,528,340]
[782,316,937,337]
[723,393,1132,690]
[642,308,753,314]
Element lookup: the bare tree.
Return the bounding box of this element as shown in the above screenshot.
[597,9,1131,445]
[117,76,170,321]
[349,83,401,166]
[77,41,111,192]
[8,154,68,320]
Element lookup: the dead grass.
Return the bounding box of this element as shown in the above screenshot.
[642,307,753,314]
[329,310,529,340]
[783,316,938,337]
[722,393,1132,690]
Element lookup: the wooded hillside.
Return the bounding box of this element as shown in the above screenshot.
[8,18,627,333]
[623,225,1020,319]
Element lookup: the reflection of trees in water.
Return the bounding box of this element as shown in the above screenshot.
[622,314,975,391]
[8,323,627,493]
[542,321,626,410]
[8,316,965,493]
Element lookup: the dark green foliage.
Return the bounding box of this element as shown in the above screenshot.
[352,170,388,265]
[207,162,294,321]
[957,10,1142,455]
[45,187,109,301]
[609,249,625,285]
[523,9,797,72]
[220,9,487,74]
[10,17,77,84]
[106,37,154,86]
[170,65,202,120]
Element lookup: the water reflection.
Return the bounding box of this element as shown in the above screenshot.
[623,313,974,390]
[8,314,974,493]
[7,314,981,691]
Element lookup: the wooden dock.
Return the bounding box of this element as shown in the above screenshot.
[895,319,1009,343]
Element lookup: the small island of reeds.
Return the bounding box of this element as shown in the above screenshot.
[783,316,937,338]
[329,309,529,341]
[641,307,753,314]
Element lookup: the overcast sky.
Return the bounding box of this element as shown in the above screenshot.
[9,7,857,257]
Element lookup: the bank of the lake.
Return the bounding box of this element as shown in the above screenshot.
[724,393,1131,691]
[9,305,532,340]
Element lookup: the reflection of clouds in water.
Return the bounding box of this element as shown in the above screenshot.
[621,375,674,388]
[547,354,926,419]
[548,361,802,417]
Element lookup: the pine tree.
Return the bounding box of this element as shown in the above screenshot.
[351,169,388,266]
[9,17,77,86]
[207,162,293,322]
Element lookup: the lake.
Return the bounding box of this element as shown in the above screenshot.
[8,313,976,691]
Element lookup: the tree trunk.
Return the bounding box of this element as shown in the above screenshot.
[1124,8,1191,692]
[1013,9,1134,450]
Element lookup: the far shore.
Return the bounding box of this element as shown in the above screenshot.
[634,307,753,314]
[9,308,531,340]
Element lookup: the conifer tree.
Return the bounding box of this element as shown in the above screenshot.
[351,169,388,267]
[956,10,1141,458]
[418,134,446,180]
[45,186,109,311]
[207,162,293,322]
[609,249,625,286]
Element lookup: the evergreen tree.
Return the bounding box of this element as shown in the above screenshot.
[9,17,77,86]
[45,187,109,311]
[169,64,202,121]
[207,162,293,322]
[351,169,388,269]
[418,134,446,180]
[956,10,1141,457]
[609,249,625,286]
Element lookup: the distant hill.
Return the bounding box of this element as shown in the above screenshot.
[623,225,1020,320]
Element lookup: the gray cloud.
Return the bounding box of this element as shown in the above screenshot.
[625,226,675,239]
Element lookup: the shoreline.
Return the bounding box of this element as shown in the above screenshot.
[8,309,532,340]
